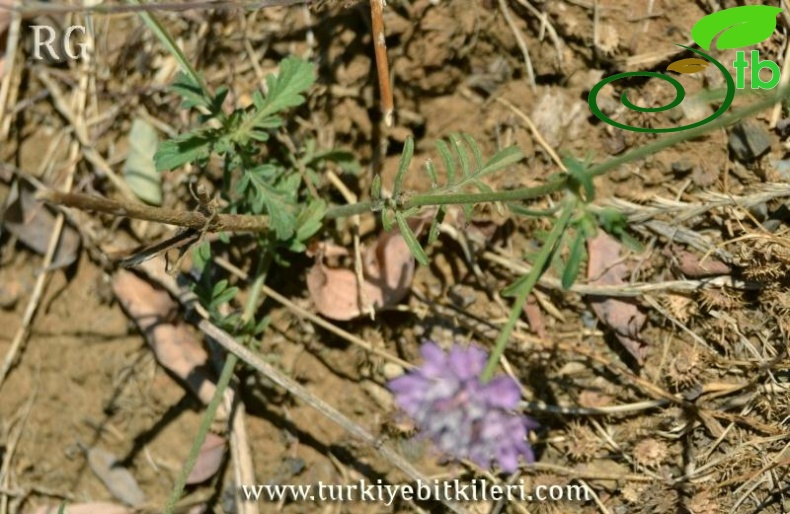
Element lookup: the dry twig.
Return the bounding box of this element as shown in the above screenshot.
[369,0,394,126]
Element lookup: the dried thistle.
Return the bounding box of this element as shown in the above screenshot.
[632,438,669,469]
[662,293,697,323]
[621,482,645,504]
[697,287,742,312]
[762,287,790,315]
[686,487,729,514]
[633,482,678,514]
[564,422,602,462]
[667,344,705,389]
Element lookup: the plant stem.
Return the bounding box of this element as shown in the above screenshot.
[128,0,211,100]
[480,199,576,382]
[163,352,237,514]
[163,253,270,514]
[325,178,567,219]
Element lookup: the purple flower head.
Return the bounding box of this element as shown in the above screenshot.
[388,342,538,473]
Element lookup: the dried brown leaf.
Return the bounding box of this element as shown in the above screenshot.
[523,294,547,338]
[308,216,428,320]
[2,179,81,268]
[86,447,146,507]
[665,246,731,278]
[186,432,226,485]
[112,269,217,404]
[587,233,647,364]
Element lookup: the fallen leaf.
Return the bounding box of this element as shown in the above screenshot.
[664,246,731,278]
[112,269,217,405]
[186,432,226,484]
[25,503,132,514]
[2,179,81,268]
[123,118,162,205]
[523,294,547,338]
[307,216,428,320]
[587,233,647,364]
[86,447,146,507]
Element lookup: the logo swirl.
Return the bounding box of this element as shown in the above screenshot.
[588,46,735,133]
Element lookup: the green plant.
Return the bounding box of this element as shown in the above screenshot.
[130,5,790,510]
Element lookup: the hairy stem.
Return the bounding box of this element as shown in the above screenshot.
[481,199,576,382]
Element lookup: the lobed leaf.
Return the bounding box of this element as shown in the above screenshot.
[155,132,212,171]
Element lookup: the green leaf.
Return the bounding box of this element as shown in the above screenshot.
[294,199,327,243]
[562,231,586,289]
[170,72,210,109]
[618,232,645,254]
[262,56,315,114]
[449,133,471,178]
[155,131,212,171]
[507,203,561,217]
[57,502,67,514]
[427,205,446,244]
[463,133,484,171]
[503,201,575,297]
[193,241,211,272]
[382,210,395,232]
[424,160,438,187]
[213,286,239,308]
[565,157,595,202]
[212,279,229,297]
[305,148,360,175]
[123,118,162,205]
[133,3,209,99]
[393,136,414,196]
[371,174,382,200]
[239,165,296,239]
[479,146,524,178]
[235,57,315,144]
[435,139,456,185]
[395,213,429,266]
[691,5,782,51]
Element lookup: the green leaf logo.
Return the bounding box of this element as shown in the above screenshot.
[692,5,782,51]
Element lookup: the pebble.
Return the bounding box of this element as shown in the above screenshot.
[729,120,772,163]
[448,284,476,308]
[0,279,22,309]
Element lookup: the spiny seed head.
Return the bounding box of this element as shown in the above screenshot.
[564,422,601,462]
[621,482,645,504]
[668,345,704,389]
[697,287,741,311]
[388,342,538,473]
[686,488,720,514]
[633,438,668,469]
[663,293,696,323]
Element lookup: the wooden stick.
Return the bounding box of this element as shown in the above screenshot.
[36,189,269,233]
[369,0,394,127]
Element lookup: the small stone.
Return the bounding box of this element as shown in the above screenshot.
[749,202,769,222]
[382,362,404,380]
[671,160,694,174]
[763,219,781,232]
[770,158,790,181]
[0,279,22,309]
[776,118,790,137]
[448,284,476,308]
[729,120,772,163]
